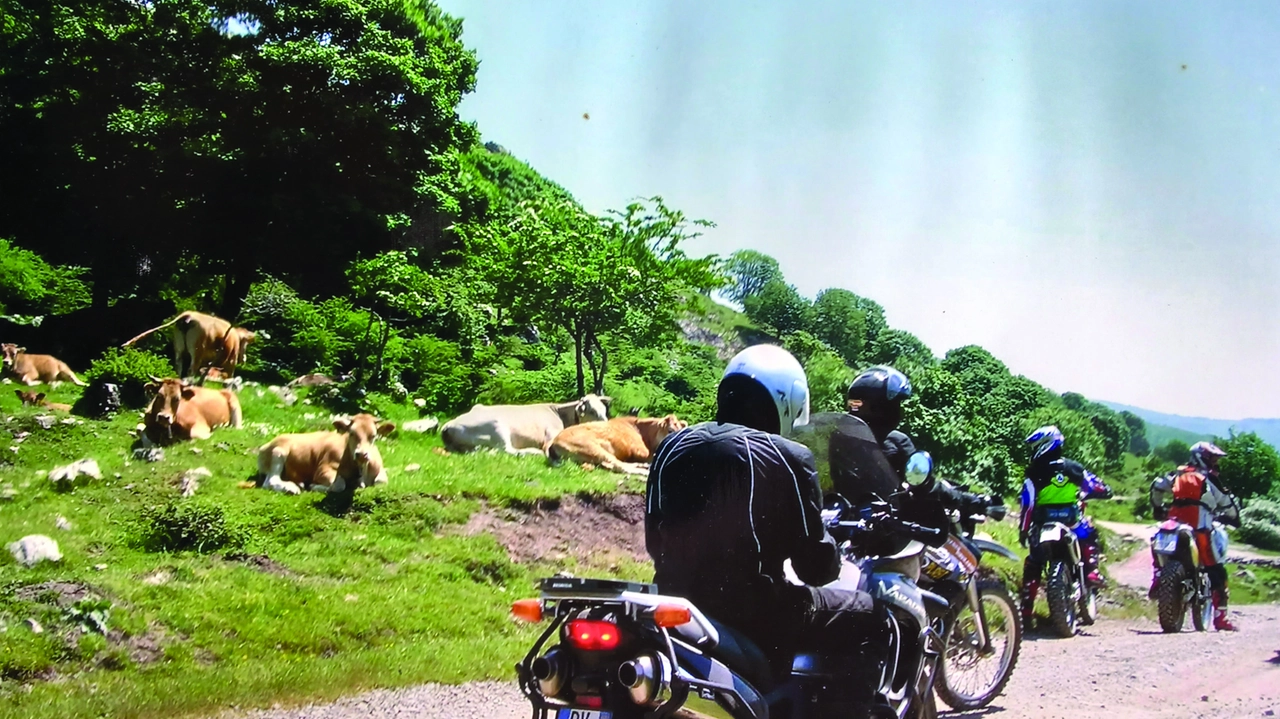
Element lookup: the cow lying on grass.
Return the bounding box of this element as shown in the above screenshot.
[440,394,611,456]
[123,311,257,380]
[141,377,242,446]
[254,414,395,495]
[1,344,86,386]
[546,414,688,475]
[15,390,72,412]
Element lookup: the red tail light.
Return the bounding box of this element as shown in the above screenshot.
[566,619,620,651]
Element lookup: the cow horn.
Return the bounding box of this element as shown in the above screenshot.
[148,375,164,384]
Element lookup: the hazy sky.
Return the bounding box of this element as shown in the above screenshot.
[436,0,1280,420]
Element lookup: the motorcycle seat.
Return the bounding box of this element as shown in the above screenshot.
[701,616,776,693]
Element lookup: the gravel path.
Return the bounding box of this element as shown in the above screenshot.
[223,605,1280,719]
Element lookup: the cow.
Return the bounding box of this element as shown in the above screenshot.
[546,415,688,475]
[141,376,243,446]
[123,311,257,380]
[439,395,611,456]
[254,414,395,495]
[1,344,86,386]
[14,390,72,412]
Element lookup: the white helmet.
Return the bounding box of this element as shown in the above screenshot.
[722,344,810,437]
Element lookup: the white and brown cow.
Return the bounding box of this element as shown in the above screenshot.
[255,414,395,495]
[123,311,257,379]
[141,377,242,446]
[439,395,611,456]
[1,344,86,386]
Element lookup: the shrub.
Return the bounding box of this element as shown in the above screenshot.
[0,239,92,321]
[82,347,174,408]
[1237,497,1280,551]
[134,501,245,553]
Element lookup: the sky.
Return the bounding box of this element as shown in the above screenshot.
[435,0,1280,420]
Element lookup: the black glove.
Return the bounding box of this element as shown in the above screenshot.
[1018,530,1028,547]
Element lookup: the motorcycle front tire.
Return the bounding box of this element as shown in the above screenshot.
[935,581,1022,711]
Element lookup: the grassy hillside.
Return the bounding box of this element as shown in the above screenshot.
[1143,422,1211,449]
[0,382,639,719]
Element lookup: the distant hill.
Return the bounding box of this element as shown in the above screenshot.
[1102,401,1280,449]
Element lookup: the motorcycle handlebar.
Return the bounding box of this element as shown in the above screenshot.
[836,515,946,544]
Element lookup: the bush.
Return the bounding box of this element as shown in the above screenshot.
[134,501,245,553]
[82,347,174,408]
[0,239,92,321]
[1238,497,1280,551]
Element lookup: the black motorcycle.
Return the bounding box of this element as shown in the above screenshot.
[512,452,949,719]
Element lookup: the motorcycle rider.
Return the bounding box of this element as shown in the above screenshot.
[1152,441,1236,631]
[644,344,877,675]
[1017,426,1110,626]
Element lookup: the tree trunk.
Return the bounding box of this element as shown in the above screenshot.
[590,334,608,395]
[572,322,585,398]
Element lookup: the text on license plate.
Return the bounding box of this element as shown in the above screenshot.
[558,709,611,719]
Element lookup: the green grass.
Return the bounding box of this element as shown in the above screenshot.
[1227,563,1280,604]
[0,382,629,719]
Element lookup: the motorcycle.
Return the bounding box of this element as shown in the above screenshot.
[512,451,949,719]
[1027,504,1097,638]
[917,477,1022,711]
[1150,495,1239,633]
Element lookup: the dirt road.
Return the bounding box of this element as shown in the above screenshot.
[229,604,1280,719]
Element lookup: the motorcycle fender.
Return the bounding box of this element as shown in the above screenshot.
[673,643,768,719]
[971,537,1020,563]
[1038,524,1066,545]
[872,572,929,630]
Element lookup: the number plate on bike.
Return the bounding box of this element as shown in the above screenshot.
[1153,532,1178,554]
[557,709,611,719]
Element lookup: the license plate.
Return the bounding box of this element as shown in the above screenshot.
[1153,532,1178,554]
[557,709,611,719]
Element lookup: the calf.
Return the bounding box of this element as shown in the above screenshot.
[440,395,611,456]
[1,344,86,386]
[256,414,395,495]
[142,377,242,446]
[14,390,72,412]
[547,414,688,475]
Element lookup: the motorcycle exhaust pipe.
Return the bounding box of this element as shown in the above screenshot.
[618,653,672,706]
[532,647,568,698]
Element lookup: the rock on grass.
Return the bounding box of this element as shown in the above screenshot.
[8,534,63,567]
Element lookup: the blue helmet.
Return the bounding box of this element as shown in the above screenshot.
[1025,425,1064,463]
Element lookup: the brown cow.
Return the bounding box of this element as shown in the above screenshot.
[123,311,257,379]
[141,376,242,446]
[1,344,86,386]
[14,390,72,412]
[255,414,395,495]
[546,414,688,475]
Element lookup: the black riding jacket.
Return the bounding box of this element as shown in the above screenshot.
[645,422,840,614]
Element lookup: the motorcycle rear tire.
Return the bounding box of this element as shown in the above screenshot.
[935,581,1022,711]
[1157,563,1188,633]
[1045,562,1077,638]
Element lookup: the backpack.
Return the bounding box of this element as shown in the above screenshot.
[1149,470,1177,520]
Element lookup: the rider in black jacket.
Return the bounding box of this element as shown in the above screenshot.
[646,345,875,672]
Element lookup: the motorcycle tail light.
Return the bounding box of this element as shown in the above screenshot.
[566,619,620,651]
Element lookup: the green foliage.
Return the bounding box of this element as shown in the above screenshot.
[82,347,175,408]
[1153,439,1191,465]
[1060,392,1131,469]
[1121,411,1150,455]
[1216,431,1280,499]
[0,239,92,323]
[723,250,782,305]
[810,289,867,366]
[742,279,813,335]
[134,501,247,554]
[1022,405,1106,471]
[63,597,112,636]
[1237,498,1280,550]
[803,348,856,413]
[864,328,934,367]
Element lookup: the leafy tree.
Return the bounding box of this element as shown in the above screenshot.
[864,329,933,368]
[803,348,856,413]
[1216,431,1280,499]
[723,250,782,305]
[742,279,813,335]
[810,288,867,366]
[1153,439,1191,466]
[0,0,478,312]
[1121,411,1151,456]
[1021,406,1107,471]
[0,240,92,324]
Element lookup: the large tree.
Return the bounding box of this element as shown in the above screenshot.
[0,0,477,312]
[810,288,867,366]
[723,249,782,305]
[1216,431,1280,499]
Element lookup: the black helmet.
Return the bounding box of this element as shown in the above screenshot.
[846,365,913,411]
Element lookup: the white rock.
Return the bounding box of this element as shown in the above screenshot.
[401,417,439,433]
[93,563,107,572]
[8,535,62,567]
[404,463,421,473]
[179,467,211,497]
[0,487,16,501]
[190,447,202,455]
[34,415,56,430]
[26,618,42,634]
[55,516,72,531]
[49,458,103,486]
[413,398,427,408]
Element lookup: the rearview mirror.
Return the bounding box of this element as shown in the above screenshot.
[905,451,933,487]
